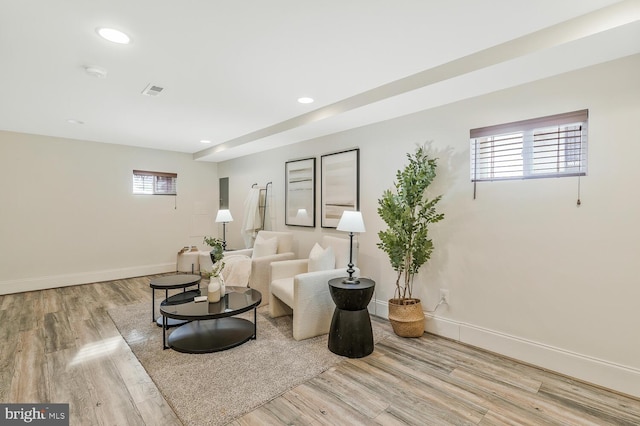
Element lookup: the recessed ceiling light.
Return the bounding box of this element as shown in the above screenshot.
[200,140,212,144]
[96,27,131,44]
[297,97,314,104]
[67,119,84,125]
[84,66,108,78]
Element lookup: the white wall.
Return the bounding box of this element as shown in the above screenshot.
[218,54,640,397]
[0,132,219,293]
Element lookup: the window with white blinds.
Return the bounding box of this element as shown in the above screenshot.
[470,110,588,182]
[132,170,177,195]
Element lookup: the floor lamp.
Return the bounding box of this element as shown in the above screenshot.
[215,209,233,251]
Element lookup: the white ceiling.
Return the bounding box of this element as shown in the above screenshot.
[1,1,638,162]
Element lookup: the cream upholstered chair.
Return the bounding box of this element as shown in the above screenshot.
[230,231,296,306]
[269,235,360,340]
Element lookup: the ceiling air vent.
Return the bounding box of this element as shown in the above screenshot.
[141,84,164,96]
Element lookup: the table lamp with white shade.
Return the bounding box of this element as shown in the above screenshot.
[336,210,366,284]
[215,209,233,250]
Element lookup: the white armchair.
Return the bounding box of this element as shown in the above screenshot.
[269,235,359,340]
[229,231,296,306]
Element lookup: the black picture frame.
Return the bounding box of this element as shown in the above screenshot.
[285,157,316,227]
[321,148,360,228]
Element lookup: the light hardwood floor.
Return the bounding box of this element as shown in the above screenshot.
[1,275,639,425]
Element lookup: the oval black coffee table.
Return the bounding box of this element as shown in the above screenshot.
[160,286,262,353]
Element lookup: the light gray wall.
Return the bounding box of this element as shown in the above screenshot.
[0,132,219,293]
[218,54,640,397]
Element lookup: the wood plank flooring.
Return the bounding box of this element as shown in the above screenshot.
[1,275,639,425]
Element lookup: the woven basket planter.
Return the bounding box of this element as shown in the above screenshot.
[388,298,425,337]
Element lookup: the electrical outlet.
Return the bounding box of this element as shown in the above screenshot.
[439,289,450,305]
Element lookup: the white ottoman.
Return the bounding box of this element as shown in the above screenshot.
[177,251,200,273]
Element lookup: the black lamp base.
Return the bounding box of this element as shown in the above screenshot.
[342,276,360,284]
[343,232,359,284]
[221,222,227,251]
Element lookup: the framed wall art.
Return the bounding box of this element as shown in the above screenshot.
[285,157,316,227]
[321,148,359,228]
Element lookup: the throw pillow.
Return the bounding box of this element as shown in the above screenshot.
[308,243,335,272]
[252,236,278,259]
[324,236,351,268]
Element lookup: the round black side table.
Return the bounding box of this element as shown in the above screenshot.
[149,274,201,327]
[328,277,375,358]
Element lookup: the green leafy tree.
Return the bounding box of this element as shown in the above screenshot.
[377,144,444,301]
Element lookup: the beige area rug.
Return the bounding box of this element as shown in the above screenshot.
[108,301,390,426]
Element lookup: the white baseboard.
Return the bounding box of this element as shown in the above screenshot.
[371,298,640,399]
[0,263,176,295]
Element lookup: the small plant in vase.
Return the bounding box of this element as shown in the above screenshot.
[203,236,226,302]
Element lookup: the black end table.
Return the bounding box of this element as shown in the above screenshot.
[328,277,375,358]
[149,274,201,327]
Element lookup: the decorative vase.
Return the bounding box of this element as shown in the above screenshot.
[219,274,226,296]
[388,298,425,337]
[208,277,221,303]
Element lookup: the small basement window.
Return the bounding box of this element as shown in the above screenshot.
[132,170,177,195]
[470,109,588,182]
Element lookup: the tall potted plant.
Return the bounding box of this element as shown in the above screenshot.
[377,144,444,337]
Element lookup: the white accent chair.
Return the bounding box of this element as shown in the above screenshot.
[230,231,296,306]
[269,235,359,340]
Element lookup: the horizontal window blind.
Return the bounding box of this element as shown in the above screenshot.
[132,170,177,195]
[470,110,588,182]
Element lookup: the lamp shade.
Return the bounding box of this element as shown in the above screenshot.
[215,209,233,223]
[337,211,365,233]
[295,208,309,219]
